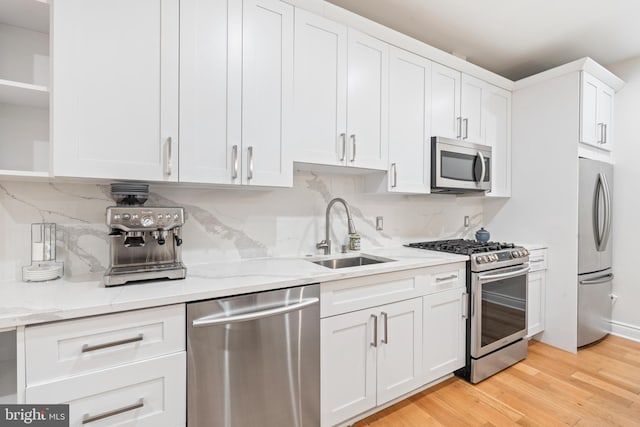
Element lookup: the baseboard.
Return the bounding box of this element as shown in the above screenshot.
[609,320,640,343]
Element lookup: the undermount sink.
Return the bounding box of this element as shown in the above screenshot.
[310,254,394,269]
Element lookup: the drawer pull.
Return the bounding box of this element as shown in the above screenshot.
[530,258,545,263]
[82,399,144,424]
[435,274,458,282]
[81,334,144,353]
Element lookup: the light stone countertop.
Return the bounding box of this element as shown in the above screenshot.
[0,246,467,330]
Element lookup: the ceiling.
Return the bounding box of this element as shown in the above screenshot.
[326,0,640,81]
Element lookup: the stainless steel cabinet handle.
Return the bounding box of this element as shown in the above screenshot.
[231,145,238,179]
[381,312,388,344]
[164,137,172,176]
[391,163,397,188]
[463,118,469,140]
[530,258,545,263]
[604,123,608,144]
[456,117,462,138]
[371,314,378,347]
[192,298,319,327]
[82,399,144,424]
[435,274,458,282]
[479,265,530,281]
[81,334,144,353]
[350,134,356,162]
[580,273,614,285]
[597,123,603,144]
[461,292,468,319]
[247,146,254,180]
[339,133,346,161]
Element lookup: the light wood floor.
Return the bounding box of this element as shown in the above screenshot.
[354,335,640,426]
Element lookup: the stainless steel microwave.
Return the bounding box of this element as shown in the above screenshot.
[431,136,492,193]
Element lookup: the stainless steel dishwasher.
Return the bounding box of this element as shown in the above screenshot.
[187,284,320,427]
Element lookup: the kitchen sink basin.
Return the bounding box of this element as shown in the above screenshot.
[309,255,394,269]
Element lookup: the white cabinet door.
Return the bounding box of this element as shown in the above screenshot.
[52,0,179,181]
[346,29,389,170]
[461,73,485,143]
[179,0,238,184]
[242,0,293,186]
[293,9,347,166]
[527,270,546,337]
[376,298,423,405]
[431,63,461,140]
[321,309,377,427]
[580,72,615,151]
[423,288,466,383]
[388,47,431,193]
[484,85,512,197]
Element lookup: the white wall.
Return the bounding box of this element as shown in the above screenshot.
[606,57,640,341]
[0,171,484,282]
[484,72,581,354]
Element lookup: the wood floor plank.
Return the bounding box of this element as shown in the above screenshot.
[353,336,640,427]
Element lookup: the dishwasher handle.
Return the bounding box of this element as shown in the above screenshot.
[192,297,319,327]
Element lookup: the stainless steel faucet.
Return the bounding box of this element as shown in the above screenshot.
[316,198,357,255]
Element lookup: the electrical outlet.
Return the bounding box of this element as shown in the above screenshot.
[464,215,470,228]
[376,216,384,231]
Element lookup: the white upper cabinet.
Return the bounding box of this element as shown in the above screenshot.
[52,0,179,181]
[180,0,293,187]
[580,72,615,151]
[346,29,389,170]
[460,74,485,143]
[293,10,388,170]
[484,85,512,197]
[179,0,234,184]
[292,9,347,166]
[241,0,294,186]
[387,47,431,193]
[431,63,461,140]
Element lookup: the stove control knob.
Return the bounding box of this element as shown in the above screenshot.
[522,249,529,256]
[157,213,164,220]
[122,213,131,221]
[141,215,154,227]
[475,256,483,264]
[511,250,519,258]
[113,214,121,221]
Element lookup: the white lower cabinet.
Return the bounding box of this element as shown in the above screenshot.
[320,262,466,427]
[26,352,186,427]
[527,248,548,337]
[321,298,422,427]
[24,304,186,426]
[423,287,466,383]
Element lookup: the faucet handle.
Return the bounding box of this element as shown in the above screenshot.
[316,239,330,255]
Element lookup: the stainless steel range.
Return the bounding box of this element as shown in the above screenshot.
[407,239,530,383]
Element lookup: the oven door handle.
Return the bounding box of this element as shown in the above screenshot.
[478,265,530,281]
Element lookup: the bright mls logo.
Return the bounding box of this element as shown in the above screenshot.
[0,405,68,426]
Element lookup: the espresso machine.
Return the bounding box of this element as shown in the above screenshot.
[104,184,187,286]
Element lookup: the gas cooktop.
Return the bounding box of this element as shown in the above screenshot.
[405,239,517,255]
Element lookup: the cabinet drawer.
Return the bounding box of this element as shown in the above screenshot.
[26,352,186,427]
[528,248,548,271]
[424,263,466,294]
[25,304,185,385]
[321,269,425,318]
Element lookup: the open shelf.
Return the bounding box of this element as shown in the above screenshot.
[0,79,48,108]
[0,0,49,33]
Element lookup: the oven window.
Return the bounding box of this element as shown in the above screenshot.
[441,151,490,182]
[481,275,526,347]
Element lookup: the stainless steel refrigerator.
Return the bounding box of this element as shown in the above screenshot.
[578,157,614,347]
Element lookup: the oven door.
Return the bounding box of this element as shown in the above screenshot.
[471,264,529,358]
[431,136,491,192]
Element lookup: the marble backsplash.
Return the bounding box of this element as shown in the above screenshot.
[0,171,483,281]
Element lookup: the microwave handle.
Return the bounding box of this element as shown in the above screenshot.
[475,151,486,183]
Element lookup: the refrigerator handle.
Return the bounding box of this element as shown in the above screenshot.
[579,273,614,285]
[593,174,603,250]
[600,172,612,252]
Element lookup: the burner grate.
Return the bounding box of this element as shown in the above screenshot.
[406,239,515,255]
